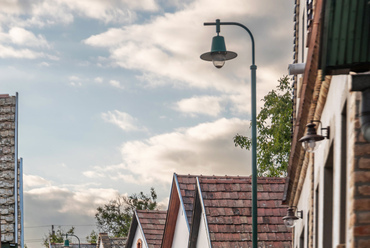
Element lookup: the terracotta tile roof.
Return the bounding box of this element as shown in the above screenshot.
[136,210,167,248]
[97,233,126,248]
[176,174,198,226]
[176,174,247,227]
[109,237,127,248]
[198,177,291,248]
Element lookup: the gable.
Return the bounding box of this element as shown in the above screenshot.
[161,176,181,248]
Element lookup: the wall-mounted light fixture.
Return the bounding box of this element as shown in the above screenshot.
[283,208,303,228]
[298,120,330,152]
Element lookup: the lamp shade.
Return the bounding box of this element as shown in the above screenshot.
[200,35,237,68]
[64,239,70,247]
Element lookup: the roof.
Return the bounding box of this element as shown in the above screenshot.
[175,174,198,226]
[320,0,370,74]
[136,210,167,248]
[176,174,250,227]
[97,233,126,248]
[162,174,256,247]
[194,177,291,248]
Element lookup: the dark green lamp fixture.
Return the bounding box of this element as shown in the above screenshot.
[299,121,330,153]
[200,19,237,68]
[64,234,80,248]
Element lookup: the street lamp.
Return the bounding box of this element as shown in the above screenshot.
[201,19,258,248]
[64,234,80,248]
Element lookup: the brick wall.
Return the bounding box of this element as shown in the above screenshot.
[349,92,370,248]
[0,94,18,243]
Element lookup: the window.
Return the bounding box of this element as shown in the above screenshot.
[315,187,319,248]
[340,103,347,244]
[136,239,142,248]
[306,211,310,248]
[323,144,334,247]
[300,227,305,248]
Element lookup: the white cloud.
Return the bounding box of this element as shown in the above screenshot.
[38,61,50,67]
[84,0,293,114]
[24,174,52,189]
[101,110,146,132]
[69,76,83,87]
[175,95,224,117]
[8,27,50,48]
[83,170,105,179]
[0,0,160,28]
[86,118,251,185]
[0,44,46,59]
[25,183,120,224]
[94,77,103,83]
[109,80,124,89]
[120,118,251,183]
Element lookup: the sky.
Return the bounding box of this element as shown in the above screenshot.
[0,0,293,246]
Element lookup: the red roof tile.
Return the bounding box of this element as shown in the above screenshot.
[176,174,255,227]
[136,210,167,248]
[197,177,291,247]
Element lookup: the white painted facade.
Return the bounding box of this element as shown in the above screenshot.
[293,75,351,248]
[196,211,210,248]
[294,163,312,248]
[130,224,147,248]
[171,204,189,248]
[315,75,349,248]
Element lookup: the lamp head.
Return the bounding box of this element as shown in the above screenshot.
[283,208,300,228]
[200,35,237,68]
[299,122,326,152]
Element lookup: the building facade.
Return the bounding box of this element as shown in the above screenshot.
[284,0,370,248]
[0,94,23,248]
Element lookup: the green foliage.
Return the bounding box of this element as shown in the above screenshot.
[95,187,157,237]
[234,76,292,177]
[43,226,74,248]
[86,230,98,244]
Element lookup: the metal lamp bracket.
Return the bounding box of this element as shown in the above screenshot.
[310,120,330,139]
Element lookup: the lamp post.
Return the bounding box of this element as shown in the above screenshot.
[200,19,258,248]
[64,234,80,248]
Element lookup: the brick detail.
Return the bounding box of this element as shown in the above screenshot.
[348,92,370,248]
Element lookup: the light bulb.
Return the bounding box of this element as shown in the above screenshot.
[212,53,226,68]
[284,218,296,228]
[302,139,319,153]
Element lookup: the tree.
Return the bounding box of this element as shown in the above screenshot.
[86,230,98,244]
[234,76,292,177]
[43,226,75,248]
[95,187,157,237]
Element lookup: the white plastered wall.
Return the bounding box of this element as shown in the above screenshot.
[131,224,148,248]
[171,204,189,248]
[196,211,211,248]
[312,75,350,248]
[295,162,312,248]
